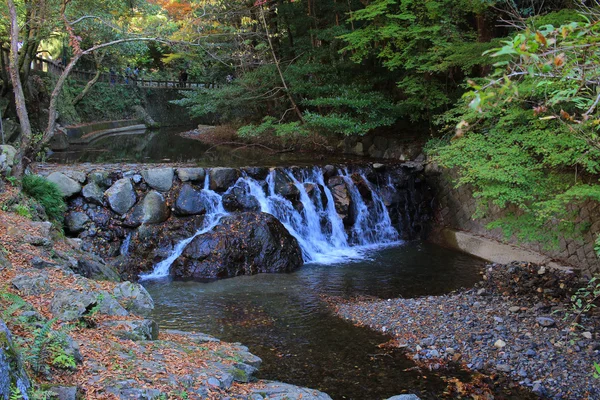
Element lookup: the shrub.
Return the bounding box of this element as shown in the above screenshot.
[22,175,66,222]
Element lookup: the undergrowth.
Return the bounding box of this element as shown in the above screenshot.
[21,175,66,223]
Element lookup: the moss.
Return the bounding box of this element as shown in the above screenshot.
[231,367,248,382]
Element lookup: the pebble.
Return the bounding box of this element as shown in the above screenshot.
[536,317,556,327]
[334,261,600,399]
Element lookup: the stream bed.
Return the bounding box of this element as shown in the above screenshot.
[144,243,485,399]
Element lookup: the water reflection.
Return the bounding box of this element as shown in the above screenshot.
[49,127,369,166]
[145,243,485,399]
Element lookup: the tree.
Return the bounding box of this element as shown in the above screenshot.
[428,8,600,246]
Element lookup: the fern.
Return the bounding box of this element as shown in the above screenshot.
[28,318,56,375]
[0,292,29,320]
[9,385,23,400]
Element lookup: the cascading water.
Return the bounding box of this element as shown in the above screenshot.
[140,174,227,280]
[142,166,402,279]
[120,233,132,256]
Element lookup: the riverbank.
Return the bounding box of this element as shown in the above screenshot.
[0,206,332,399]
[332,261,600,398]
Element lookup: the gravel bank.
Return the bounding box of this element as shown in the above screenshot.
[333,262,600,399]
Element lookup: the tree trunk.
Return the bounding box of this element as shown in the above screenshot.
[259,6,304,123]
[8,0,33,178]
[72,53,104,106]
[40,52,82,154]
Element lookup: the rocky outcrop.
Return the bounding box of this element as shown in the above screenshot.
[273,169,300,201]
[50,289,128,321]
[0,320,31,400]
[171,212,303,279]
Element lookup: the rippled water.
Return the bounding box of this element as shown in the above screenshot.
[144,243,486,399]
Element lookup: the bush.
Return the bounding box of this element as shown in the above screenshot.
[22,175,66,222]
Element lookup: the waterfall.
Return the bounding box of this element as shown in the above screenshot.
[142,166,402,279]
[120,233,132,256]
[140,174,227,280]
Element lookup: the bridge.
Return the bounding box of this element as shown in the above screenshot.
[31,56,219,90]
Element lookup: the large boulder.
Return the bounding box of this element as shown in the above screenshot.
[0,320,31,400]
[75,256,121,282]
[47,172,82,198]
[174,184,207,216]
[209,168,240,192]
[105,178,136,215]
[141,168,174,192]
[171,212,303,279]
[51,290,128,321]
[127,191,169,226]
[176,168,205,183]
[12,273,50,296]
[81,182,104,205]
[113,282,154,316]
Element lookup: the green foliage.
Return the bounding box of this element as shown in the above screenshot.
[27,318,77,375]
[340,0,500,121]
[238,117,308,139]
[9,385,23,400]
[594,362,600,379]
[13,204,32,220]
[429,11,600,247]
[0,292,29,321]
[22,175,66,223]
[567,276,600,332]
[29,319,56,375]
[595,235,600,258]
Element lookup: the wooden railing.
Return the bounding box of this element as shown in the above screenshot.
[30,55,218,89]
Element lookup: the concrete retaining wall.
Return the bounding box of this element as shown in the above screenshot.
[428,166,600,275]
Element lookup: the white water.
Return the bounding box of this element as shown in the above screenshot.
[140,175,227,280]
[120,232,132,256]
[142,167,402,279]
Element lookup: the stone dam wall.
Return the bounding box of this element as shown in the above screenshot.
[39,162,434,280]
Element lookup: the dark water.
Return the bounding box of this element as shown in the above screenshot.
[144,243,486,399]
[48,127,367,167]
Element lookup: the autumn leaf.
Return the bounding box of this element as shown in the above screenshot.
[535,31,547,46]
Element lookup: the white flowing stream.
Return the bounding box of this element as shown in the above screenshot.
[141,167,401,280]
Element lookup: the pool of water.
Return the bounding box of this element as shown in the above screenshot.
[144,242,487,399]
[48,127,369,167]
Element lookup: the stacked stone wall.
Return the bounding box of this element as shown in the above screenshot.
[428,167,600,275]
